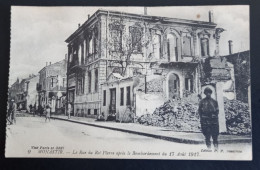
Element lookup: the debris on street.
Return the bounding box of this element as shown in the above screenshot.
[137,95,251,135]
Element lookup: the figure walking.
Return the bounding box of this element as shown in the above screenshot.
[198,88,219,150]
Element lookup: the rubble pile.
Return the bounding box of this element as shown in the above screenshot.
[224,98,251,135]
[137,96,251,135]
[137,96,201,132]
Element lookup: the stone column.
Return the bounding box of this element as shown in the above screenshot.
[216,82,227,133]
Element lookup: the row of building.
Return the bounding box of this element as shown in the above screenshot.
[9,59,67,113]
[9,9,250,132]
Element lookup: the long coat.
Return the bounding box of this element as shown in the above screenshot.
[198,97,219,135]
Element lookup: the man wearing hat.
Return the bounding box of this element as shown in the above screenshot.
[198,87,219,149]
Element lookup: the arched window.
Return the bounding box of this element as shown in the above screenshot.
[167,34,178,62]
[152,33,161,59]
[182,33,192,56]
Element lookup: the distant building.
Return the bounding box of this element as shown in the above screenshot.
[8,78,20,103]
[25,74,40,109]
[8,74,39,111]
[37,59,67,114]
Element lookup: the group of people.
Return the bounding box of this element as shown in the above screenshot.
[7,99,52,124]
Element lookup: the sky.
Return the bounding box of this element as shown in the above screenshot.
[10,6,249,85]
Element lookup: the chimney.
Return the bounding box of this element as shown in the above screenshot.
[88,14,90,19]
[209,10,214,23]
[49,62,51,65]
[78,23,81,28]
[144,7,147,15]
[228,40,233,55]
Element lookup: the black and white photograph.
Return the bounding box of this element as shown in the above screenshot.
[5,6,251,160]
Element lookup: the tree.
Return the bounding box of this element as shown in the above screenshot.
[101,15,153,77]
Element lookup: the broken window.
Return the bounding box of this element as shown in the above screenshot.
[182,36,192,56]
[88,71,92,93]
[126,86,131,106]
[111,29,122,51]
[152,34,161,59]
[130,27,142,53]
[120,87,124,106]
[167,34,178,62]
[77,74,84,95]
[201,38,209,57]
[185,77,193,92]
[94,69,98,92]
[103,90,106,106]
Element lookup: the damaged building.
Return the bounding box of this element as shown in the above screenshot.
[65,9,239,132]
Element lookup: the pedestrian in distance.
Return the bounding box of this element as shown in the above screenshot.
[45,104,51,122]
[8,99,17,124]
[198,87,219,150]
[67,102,71,119]
[38,105,43,117]
[33,103,37,117]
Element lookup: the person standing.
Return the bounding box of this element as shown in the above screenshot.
[9,99,17,124]
[67,102,71,119]
[198,87,219,150]
[33,103,37,116]
[45,104,51,122]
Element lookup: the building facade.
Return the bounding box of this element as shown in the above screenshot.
[37,59,67,114]
[65,9,229,120]
[8,74,39,111]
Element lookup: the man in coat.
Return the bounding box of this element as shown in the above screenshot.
[198,87,219,149]
[8,99,17,124]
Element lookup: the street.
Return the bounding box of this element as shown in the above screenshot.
[5,114,252,160]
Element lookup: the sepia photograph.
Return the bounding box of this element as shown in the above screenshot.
[5,6,251,160]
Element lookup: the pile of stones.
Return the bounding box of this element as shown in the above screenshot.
[224,98,251,135]
[137,97,251,135]
[137,98,201,132]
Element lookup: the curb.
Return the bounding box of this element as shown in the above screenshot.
[51,116,252,145]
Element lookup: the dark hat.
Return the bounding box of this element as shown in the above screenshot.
[204,87,213,94]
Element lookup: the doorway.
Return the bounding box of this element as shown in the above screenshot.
[168,73,180,99]
[110,88,116,114]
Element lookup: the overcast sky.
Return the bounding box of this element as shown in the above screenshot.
[10,5,249,85]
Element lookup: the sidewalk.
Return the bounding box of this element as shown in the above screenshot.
[51,115,252,144]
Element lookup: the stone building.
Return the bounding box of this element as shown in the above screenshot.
[65,9,230,123]
[8,74,39,111]
[37,59,67,114]
[8,78,20,103]
[25,74,40,110]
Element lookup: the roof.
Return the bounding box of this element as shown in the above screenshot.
[65,9,217,43]
[222,50,250,59]
[38,59,65,73]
